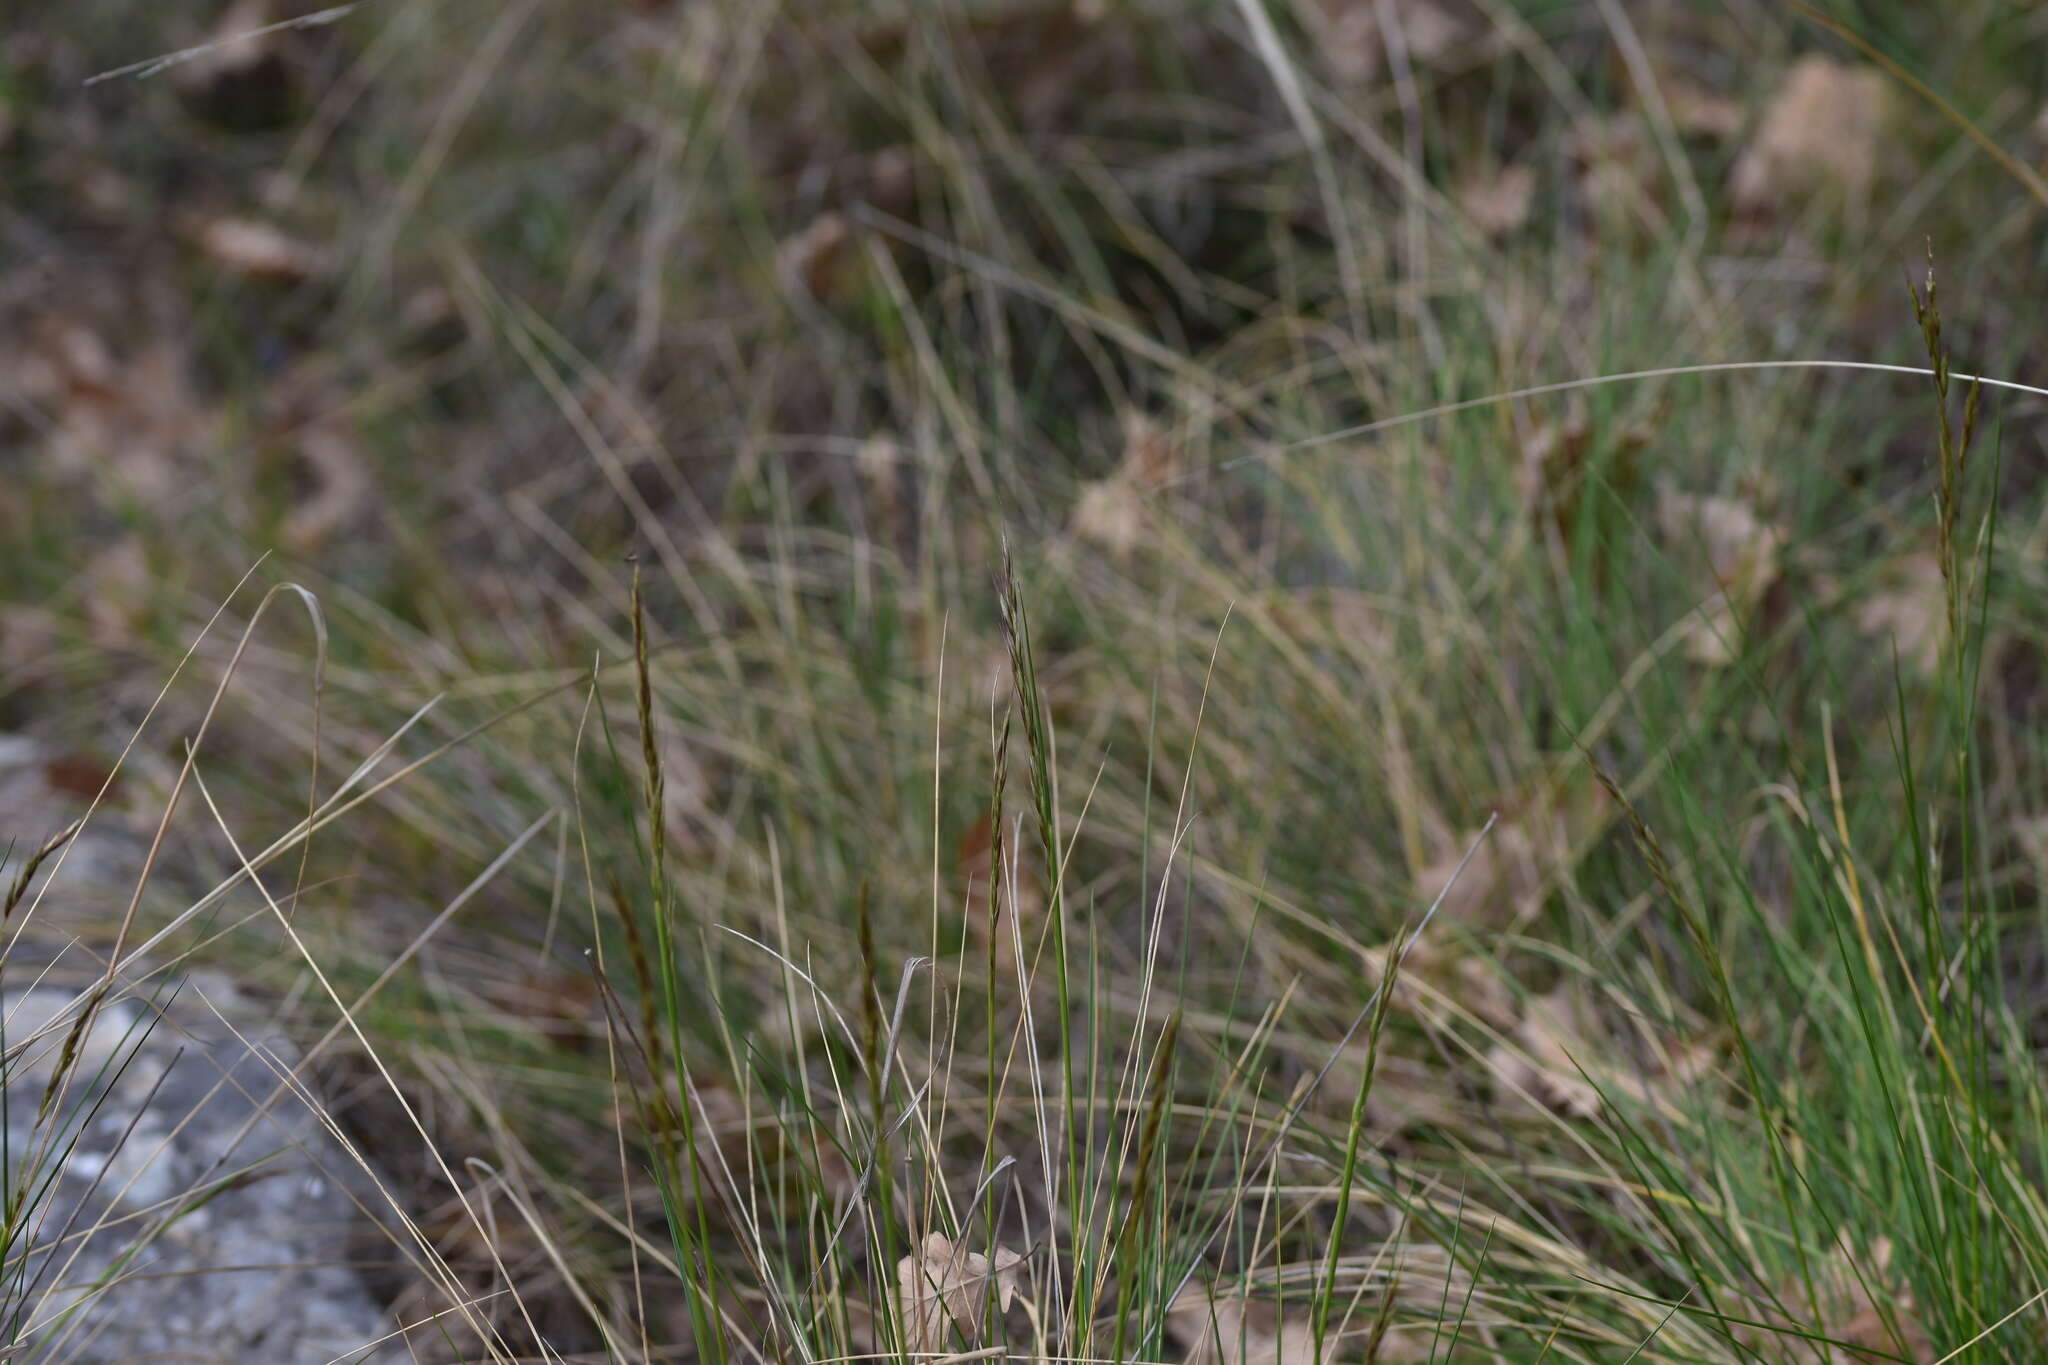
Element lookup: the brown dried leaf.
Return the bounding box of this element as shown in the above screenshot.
[36,316,117,394]
[777,211,853,298]
[82,537,153,649]
[1360,937,1516,1031]
[2010,813,2048,881]
[1518,409,1651,548]
[1167,1284,1316,1365]
[1663,75,1744,139]
[1488,987,1603,1118]
[41,753,118,803]
[1657,487,1786,666]
[895,1232,1026,1355]
[960,811,1048,986]
[1730,56,1889,215]
[1737,1236,1933,1364]
[1414,770,1609,931]
[1458,162,1535,240]
[280,423,372,554]
[1569,115,1661,238]
[571,378,660,453]
[193,215,326,283]
[1068,411,1180,558]
[865,144,918,216]
[170,0,298,131]
[1318,1046,1463,1137]
[35,322,220,501]
[1489,986,1715,1120]
[1070,476,1146,558]
[650,732,716,860]
[1415,823,1533,928]
[0,608,59,678]
[1120,409,1179,490]
[1852,552,1945,678]
[956,811,997,900]
[1312,0,1467,84]
[1517,413,1590,514]
[473,968,600,1054]
[170,0,276,94]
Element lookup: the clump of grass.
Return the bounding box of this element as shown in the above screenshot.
[20,3,2048,1363]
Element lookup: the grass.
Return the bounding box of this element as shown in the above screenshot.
[8,0,2048,1361]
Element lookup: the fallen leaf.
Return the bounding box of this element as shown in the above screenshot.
[475,968,600,1054]
[170,0,299,132]
[1414,770,1609,931]
[35,320,220,502]
[960,811,1048,987]
[1657,486,1786,666]
[1730,56,1889,216]
[570,377,660,454]
[1488,986,1715,1120]
[1569,115,1663,239]
[35,315,117,394]
[280,423,371,553]
[2010,813,2048,882]
[193,214,326,283]
[41,753,118,803]
[1168,1284,1315,1365]
[1312,0,1467,84]
[1377,1240,1476,1311]
[777,211,853,298]
[1317,1046,1464,1137]
[612,3,727,86]
[1659,487,1784,588]
[1119,409,1179,489]
[957,811,997,904]
[0,608,60,678]
[1737,1235,1933,1364]
[1518,409,1651,549]
[688,1081,750,1162]
[171,0,275,88]
[1487,987,1603,1118]
[1011,12,1097,127]
[1416,821,1542,929]
[397,284,465,350]
[1662,75,1744,139]
[895,1231,1026,1355]
[1852,552,1945,678]
[1070,476,1147,558]
[1280,586,1386,652]
[81,537,153,649]
[1458,163,1535,240]
[1068,409,1180,558]
[865,144,918,216]
[1359,936,1516,1031]
[657,733,716,859]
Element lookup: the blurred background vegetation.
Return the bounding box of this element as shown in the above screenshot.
[7,0,2048,1360]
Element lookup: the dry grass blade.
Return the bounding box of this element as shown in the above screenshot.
[84,2,367,84]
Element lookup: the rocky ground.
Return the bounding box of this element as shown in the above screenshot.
[1,734,404,1362]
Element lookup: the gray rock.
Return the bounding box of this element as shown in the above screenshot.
[0,733,407,1362]
[0,979,402,1363]
[0,736,141,905]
